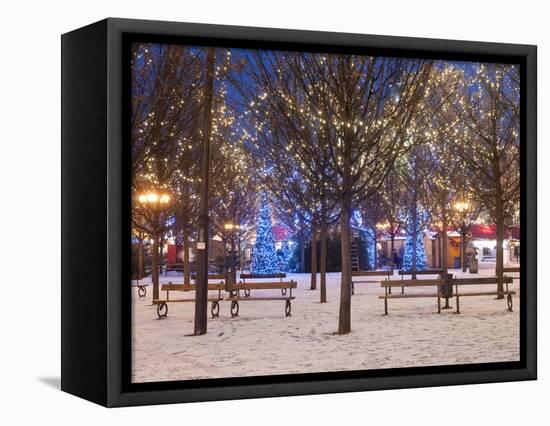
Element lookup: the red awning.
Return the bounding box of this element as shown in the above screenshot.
[468,224,520,240]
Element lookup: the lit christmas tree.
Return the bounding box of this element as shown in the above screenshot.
[402,208,427,271]
[360,227,376,270]
[251,199,280,274]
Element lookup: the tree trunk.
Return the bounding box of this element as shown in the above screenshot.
[183,226,191,285]
[411,202,418,279]
[496,208,505,299]
[310,225,317,290]
[237,236,242,273]
[320,215,328,303]
[338,199,352,334]
[390,233,395,272]
[158,238,164,277]
[151,236,159,301]
[441,221,448,271]
[138,239,144,279]
[300,233,305,273]
[194,47,215,336]
[461,225,468,272]
[372,225,377,269]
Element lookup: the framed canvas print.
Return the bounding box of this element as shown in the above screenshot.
[61,18,537,407]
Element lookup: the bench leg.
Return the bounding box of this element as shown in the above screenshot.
[244,288,251,297]
[437,294,441,314]
[455,297,460,314]
[285,299,291,317]
[138,286,146,298]
[384,297,388,316]
[507,294,513,312]
[157,302,168,319]
[281,288,287,296]
[351,282,354,295]
[401,285,404,295]
[211,301,220,318]
[230,300,239,317]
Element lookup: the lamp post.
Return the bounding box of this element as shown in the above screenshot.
[137,191,171,301]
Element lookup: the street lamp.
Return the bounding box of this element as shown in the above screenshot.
[376,220,390,231]
[138,191,171,205]
[137,190,171,301]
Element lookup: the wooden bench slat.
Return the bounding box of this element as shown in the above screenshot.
[398,269,444,275]
[233,282,297,290]
[457,291,516,297]
[229,296,295,301]
[378,294,440,299]
[453,277,513,285]
[153,297,222,304]
[352,271,391,277]
[381,280,441,287]
[160,284,225,291]
[240,273,287,279]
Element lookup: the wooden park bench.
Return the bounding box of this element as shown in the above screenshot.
[152,280,225,319]
[351,270,393,295]
[228,279,297,318]
[452,276,515,314]
[239,273,288,297]
[379,279,445,315]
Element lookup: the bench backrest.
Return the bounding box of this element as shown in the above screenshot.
[381,279,441,288]
[453,277,513,285]
[161,282,225,292]
[502,267,520,273]
[234,280,297,290]
[398,269,444,276]
[352,270,391,277]
[240,273,286,279]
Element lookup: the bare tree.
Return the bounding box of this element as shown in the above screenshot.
[239,52,432,333]
[131,44,203,172]
[447,63,520,296]
[376,168,406,271]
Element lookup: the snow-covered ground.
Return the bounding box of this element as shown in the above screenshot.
[131,262,520,383]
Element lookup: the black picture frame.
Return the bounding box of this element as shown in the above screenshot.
[61,17,537,407]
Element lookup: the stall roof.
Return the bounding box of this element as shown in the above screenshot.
[468,224,520,240]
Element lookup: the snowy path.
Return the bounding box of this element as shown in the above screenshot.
[131,264,519,383]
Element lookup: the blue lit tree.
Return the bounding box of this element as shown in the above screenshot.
[251,199,279,274]
[360,227,376,270]
[402,207,428,271]
[400,143,431,274]
[278,240,293,272]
